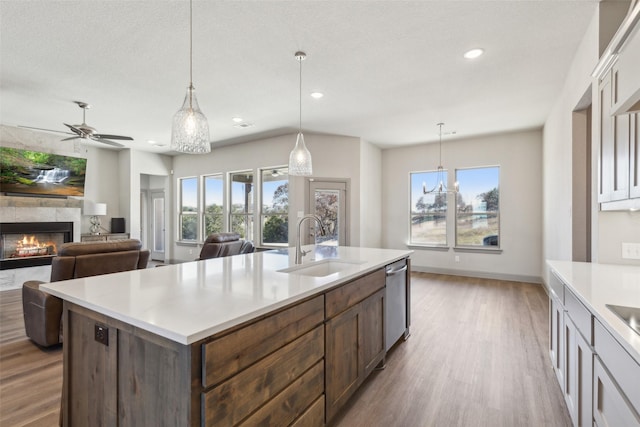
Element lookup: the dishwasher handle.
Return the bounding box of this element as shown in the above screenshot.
[386,265,407,276]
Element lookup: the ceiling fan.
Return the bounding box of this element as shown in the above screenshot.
[22,101,134,148]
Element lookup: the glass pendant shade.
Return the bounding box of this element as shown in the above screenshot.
[289,132,313,176]
[171,85,211,154]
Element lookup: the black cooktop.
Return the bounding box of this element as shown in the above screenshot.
[606,304,640,336]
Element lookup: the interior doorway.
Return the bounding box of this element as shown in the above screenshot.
[307,179,349,246]
[140,174,168,262]
[572,87,592,262]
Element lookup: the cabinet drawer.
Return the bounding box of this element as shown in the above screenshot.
[564,287,592,345]
[238,361,324,427]
[593,356,640,427]
[202,295,324,387]
[202,326,324,426]
[594,319,640,414]
[326,268,384,318]
[549,271,565,303]
[291,395,325,427]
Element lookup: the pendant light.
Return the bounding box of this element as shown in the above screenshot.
[171,0,211,154]
[288,51,313,176]
[423,123,458,194]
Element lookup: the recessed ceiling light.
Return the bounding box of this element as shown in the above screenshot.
[147,140,166,147]
[463,48,484,59]
[232,117,243,123]
[310,92,324,99]
[234,122,254,129]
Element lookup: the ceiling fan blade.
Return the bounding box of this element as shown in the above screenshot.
[61,136,82,142]
[93,134,134,141]
[18,125,75,135]
[91,137,124,148]
[63,123,83,136]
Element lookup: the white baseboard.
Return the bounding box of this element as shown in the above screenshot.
[411,265,542,285]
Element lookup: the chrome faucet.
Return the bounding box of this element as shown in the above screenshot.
[295,214,327,264]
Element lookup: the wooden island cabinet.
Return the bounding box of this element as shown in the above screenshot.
[56,255,408,427]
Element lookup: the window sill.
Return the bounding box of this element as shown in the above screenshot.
[406,244,450,252]
[453,246,502,254]
[176,241,199,247]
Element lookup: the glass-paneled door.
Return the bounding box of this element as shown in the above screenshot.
[150,190,165,261]
[308,180,348,246]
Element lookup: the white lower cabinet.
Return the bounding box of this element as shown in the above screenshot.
[593,356,640,427]
[564,313,593,427]
[549,269,640,427]
[549,295,565,388]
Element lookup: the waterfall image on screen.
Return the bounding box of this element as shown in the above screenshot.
[0,147,87,197]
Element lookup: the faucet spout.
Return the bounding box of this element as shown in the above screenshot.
[295,214,326,264]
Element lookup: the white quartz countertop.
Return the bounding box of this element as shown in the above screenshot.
[42,246,412,345]
[547,260,640,363]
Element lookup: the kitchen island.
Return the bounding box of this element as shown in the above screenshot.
[43,246,412,426]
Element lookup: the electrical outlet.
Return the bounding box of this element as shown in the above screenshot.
[455,255,460,263]
[189,249,193,255]
[622,243,640,259]
[95,324,109,346]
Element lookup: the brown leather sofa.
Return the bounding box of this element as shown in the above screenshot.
[22,239,150,347]
[197,232,255,260]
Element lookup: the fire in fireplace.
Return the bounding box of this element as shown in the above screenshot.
[0,222,73,269]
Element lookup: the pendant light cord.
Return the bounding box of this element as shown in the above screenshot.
[189,0,194,107]
[299,55,302,133]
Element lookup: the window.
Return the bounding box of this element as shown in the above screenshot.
[260,167,289,246]
[409,171,447,246]
[179,177,198,241]
[230,171,254,240]
[203,174,224,236]
[455,166,500,247]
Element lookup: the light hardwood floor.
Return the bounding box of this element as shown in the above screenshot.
[0,273,571,427]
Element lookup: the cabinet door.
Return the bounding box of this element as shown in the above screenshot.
[361,288,385,378]
[325,289,385,422]
[611,66,631,201]
[599,71,614,203]
[549,296,565,389]
[593,356,640,427]
[564,314,594,427]
[325,303,361,421]
[630,113,640,198]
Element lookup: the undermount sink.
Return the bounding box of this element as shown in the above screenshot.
[278,259,366,277]
[606,304,640,336]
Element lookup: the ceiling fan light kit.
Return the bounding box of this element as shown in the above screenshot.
[171,0,211,154]
[288,51,313,176]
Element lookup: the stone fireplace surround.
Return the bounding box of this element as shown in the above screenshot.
[0,196,81,291]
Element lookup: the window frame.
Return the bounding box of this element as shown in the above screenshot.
[259,166,289,247]
[229,170,255,241]
[178,176,199,242]
[202,173,225,238]
[408,169,450,248]
[454,165,501,251]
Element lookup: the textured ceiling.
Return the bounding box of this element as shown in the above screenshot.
[0,0,599,153]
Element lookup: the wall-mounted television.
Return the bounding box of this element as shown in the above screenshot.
[0,147,87,197]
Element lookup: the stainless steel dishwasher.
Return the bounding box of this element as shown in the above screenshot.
[385,258,409,351]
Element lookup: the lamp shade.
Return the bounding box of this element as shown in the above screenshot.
[289,132,313,176]
[83,201,107,216]
[171,87,211,154]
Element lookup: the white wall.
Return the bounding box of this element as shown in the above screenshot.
[359,140,382,248]
[170,132,363,262]
[382,129,543,282]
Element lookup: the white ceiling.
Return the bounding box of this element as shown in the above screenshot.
[0,0,600,154]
